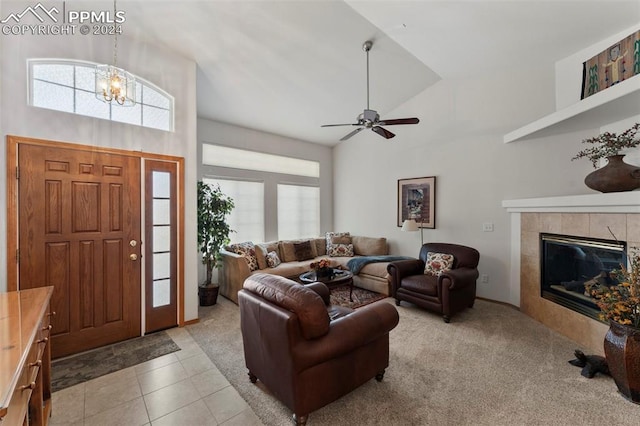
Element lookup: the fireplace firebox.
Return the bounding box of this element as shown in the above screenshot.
[540,233,626,321]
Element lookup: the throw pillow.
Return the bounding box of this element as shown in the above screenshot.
[325,231,350,252]
[313,238,327,256]
[328,243,354,257]
[266,251,281,268]
[227,241,259,272]
[280,239,317,262]
[331,234,352,245]
[352,236,388,256]
[293,240,315,261]
[254,241,279,270]
[424,252,455,276]
[279,241,298,263]
[254,244,268,270]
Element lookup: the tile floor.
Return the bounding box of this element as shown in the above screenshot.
[49,327,263,426]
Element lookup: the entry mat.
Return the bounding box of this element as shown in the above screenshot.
[51,330,180,392]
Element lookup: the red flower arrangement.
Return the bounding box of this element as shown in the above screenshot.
[310,258,330,270]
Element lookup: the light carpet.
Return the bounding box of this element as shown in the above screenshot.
[187,297,639,425]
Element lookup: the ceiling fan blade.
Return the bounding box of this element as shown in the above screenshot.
[340,127,365,141]
[321,123,359,127]
[323,40,419,141]
[372,126,395,139]
[377,117,420,126]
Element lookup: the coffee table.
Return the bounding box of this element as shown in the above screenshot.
[299,268,354,301]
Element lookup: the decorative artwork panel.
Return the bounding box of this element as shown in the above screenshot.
[582,30,640,99]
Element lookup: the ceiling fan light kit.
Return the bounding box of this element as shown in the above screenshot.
[321,40,419,141]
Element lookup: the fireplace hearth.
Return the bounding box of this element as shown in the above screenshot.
[541,233,626,321]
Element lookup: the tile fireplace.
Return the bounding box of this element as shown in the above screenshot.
[503,192,640,354]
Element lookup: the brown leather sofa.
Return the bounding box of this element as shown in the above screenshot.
[238,273,399,425]
[387,243,480,323]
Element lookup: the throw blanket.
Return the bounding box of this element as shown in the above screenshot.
[347,255,414,275]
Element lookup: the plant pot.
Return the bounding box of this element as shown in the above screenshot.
[604,320,640,404]
[584,155,640,193]
[199,283,219,306]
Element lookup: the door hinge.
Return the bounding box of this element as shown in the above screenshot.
[16,167,19,179]
[16,249,20,264]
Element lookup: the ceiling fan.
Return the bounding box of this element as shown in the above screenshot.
[321,40,420,141]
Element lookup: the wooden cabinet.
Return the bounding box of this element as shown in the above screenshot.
[0,287,53,426]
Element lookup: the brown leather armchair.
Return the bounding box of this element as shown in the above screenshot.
[238,273,399,426]
[387,243,480,323]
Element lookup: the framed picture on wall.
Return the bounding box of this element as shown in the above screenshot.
[397,176,436,228]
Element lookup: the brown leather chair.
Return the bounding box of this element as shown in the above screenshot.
[238,273,399,425]
[387,243,480,323]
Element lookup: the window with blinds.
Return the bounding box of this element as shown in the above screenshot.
[202,144,321,242]
[203,178,265,244]
[277,184,320,240]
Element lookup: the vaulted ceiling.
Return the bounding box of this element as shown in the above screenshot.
[35,1,640,145]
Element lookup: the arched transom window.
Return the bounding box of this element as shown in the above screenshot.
[28,59,174,132]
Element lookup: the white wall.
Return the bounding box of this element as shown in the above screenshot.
[334,64,601,306]
[0,26,200,321]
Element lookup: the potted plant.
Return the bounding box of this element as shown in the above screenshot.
[197,181,234,306]
[571,122,640,192]
[586,248,640,403]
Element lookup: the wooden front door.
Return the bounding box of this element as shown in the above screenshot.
[18,143,142,358]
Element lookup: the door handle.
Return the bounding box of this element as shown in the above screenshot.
[130,254,138,261]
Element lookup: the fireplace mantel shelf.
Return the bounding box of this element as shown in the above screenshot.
[502,191,640,213]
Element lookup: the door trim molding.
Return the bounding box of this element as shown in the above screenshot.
[6,135,186,326]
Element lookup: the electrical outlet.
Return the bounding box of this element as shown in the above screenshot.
[482,223,494,232]
[480,274,489,283]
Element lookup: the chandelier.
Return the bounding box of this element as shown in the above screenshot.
[95,0,136,106]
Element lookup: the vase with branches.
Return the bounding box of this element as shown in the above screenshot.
[572,123,640,168]
[571,123,640,192]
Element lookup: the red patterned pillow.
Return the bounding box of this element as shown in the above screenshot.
[424,252,455,276]
[328,243,354,257]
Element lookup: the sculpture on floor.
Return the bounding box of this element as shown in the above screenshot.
[568,349,610,378]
